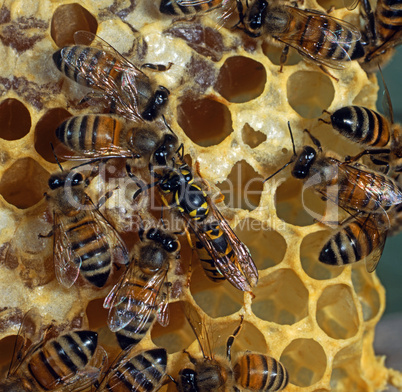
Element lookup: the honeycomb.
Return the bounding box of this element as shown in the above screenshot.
[0,0,401,391]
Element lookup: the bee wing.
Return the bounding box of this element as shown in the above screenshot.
[176,0,218,5]
[279,7,361,69]
[53,212,81,289]
[156,281,171,327]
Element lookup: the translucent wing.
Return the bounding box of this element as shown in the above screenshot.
[156,281,171,327]
[104,262,168,332]
[177,0,220,5]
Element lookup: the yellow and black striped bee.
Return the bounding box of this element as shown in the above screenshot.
[0,309,106,392]
[160,0,230,15]
[45,168,129,288]
[95,347,167,392]
[53,31,170,122]
[360,0,402,69]
[239,0,365,71]
[319,213,388,272]
[175,303,289,392]
[155,160,259,292]
[54,113,180,168]
[103,225,180,349]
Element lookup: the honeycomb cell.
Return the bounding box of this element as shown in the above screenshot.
[190,263,243,318]
[0,158,49,209]
[214,56,266,103]
[252,269,309,325]
[262,43,302,67]
[235,218,287,270]
[316,284,360,340]
[35,108,72,163]
[351,265,381,321]
[177,97,232,147]
[217,160,264,211]
[317,0,352,9]
[275,178,326,226]
[0,98,31,140]
[0,334,16,377]
[280,338,327,387]
[51,3,98,48]
[300,231,344,280]
[241,123,267,148]
[151,301,194,354]
[232,320,267,355]
[287,71,335,118]
[86,297,109,331]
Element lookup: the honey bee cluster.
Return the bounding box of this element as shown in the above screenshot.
[0,0,401,391]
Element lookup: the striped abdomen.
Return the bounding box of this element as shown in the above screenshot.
[375,0,402,41]
[160,0,224,15]
[102,348,167,392]
[286,10,364,61]
[53,45,122,89]
[330,106,391,147]
[234,353,289,392]
[114,275,158,350]
[66,212,112,287]
[28,331,98,390]
[195,222,231,282]
[55,114,124,157]
[319,216,382,266]
[175,183,210,222]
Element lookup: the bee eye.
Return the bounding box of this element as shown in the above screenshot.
[48,176,63,190]
[147,229,159,240]
[165,239,179,252]
[71,173,84,186]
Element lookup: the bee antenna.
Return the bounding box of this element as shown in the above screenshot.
[162,115,176,135]
[50,143,63,172]
[287,121,297,156]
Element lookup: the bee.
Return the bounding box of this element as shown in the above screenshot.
[54,113,180,168]
[155,160,259,292]
[360,0,402,68]
[239,0,365,72]
[103,225,180,350]
[319,213,388,272]
[160,0,230,16]
[53,31,170,122]
[95,347,167,392]
[0,309,106,392]
[175,303,289,391]
[45,167,129,288]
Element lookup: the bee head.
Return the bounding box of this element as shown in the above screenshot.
[292,146,317,179]
[246,0,268,33]
[141,86,170,121]
[154,134,179,166]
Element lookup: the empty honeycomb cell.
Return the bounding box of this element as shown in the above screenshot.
[252,269,309,325]
[0,98,31,141]
[287,71,335,118]
[280,338,327,387]
[231,320,267,356]
[316,284,360,340]
[151,301,195,354]
[34,108,72,163]
[262,43,302,67]
[300,231,344,280]
[50,3,98,48]
[190,263,243,318]
[351,266,381,321]
[234,218,287,270]
[275,178,327,226]
[0,158,49,209]
[217,160,263,211]
[241,123,267,148]
[86,297,109,331]
[177,97,232,147]
[214,56,267,103]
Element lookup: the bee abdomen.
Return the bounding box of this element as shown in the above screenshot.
[160,0,220,15]
[234,353,289,391]
[115,312,155,349]
[330,106,390,147]
[28,331,97,390]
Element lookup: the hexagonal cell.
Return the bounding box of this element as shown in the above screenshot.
[35,108,72,163]
[0,158,49,209]
[262,43,302,67]
[280,338,327,387]
[217,160,264,211]
[330,349,369,391]
[301,231,344,280]
[151,301,194,354]
[86,297,109,331]
[287,71,334,118]
[275,178,326,226]
[235,218,287,270]
[252,269,309,325]
[351,265,381,321]
[241,123,267,148]
[316,284,360,339]
[0,98,31,140]
[51,3,98,48]
[190,263,243,319]
[214,56,266,103]
[177,97,232,147]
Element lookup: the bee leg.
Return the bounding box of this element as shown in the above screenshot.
[183,349,198,366]
[39,230,54,239]
[318,110,331,124]
[97,186,119,209]
[141,62,173,72]
[226,315,244,361]
[319,65,338,82]
[279,45,290,72]
[361,0,377,45]
[344,148,391,163]
[304,129,323,152]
